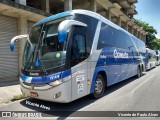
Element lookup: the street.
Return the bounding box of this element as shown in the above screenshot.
[0,66,160,120]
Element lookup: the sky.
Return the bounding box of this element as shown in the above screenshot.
[134,0,160,38]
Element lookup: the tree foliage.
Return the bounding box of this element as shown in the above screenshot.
[135,19,160,50]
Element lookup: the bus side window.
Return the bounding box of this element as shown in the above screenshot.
[71,33,87,66]
[72,35,86,59]
[97,23,114,50]
[124,34,134,50]
[114,30,125,49]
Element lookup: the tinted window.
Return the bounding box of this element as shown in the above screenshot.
[74,14,98,54]
[134,38,146,52]
[97,23,114,49]
[71,34,86,60]
[124,34,134,50]
[139,40,145,49]
[114,30,125,48]
[70,26,88,67]
[133,38,138,48]
[148,50,156,61]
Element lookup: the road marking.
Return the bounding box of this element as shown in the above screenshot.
[131,75,154,93]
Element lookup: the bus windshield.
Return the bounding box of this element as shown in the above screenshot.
[23,17,72,71]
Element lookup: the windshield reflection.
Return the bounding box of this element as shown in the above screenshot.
[22,17,71,71]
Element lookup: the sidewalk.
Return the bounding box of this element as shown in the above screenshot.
[0,80,22,104]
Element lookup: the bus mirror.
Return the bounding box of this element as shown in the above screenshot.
[58,20,87,43]
[10,35,32,51]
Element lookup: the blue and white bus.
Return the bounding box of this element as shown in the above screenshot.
[146,48,157,70]
[155,50,160,66]
[10,10,146,103]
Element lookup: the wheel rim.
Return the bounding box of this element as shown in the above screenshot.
[95,78,103,94]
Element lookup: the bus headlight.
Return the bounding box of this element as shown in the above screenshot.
[49,79,63,87]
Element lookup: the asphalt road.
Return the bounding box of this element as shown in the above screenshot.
[0,66,160,120]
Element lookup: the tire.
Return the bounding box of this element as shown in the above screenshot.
[92,74,105,99]
[136,66,142,78]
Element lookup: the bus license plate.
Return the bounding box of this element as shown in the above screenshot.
[30,92,38,97]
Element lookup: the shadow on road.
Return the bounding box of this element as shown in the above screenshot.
[20,73,146,118]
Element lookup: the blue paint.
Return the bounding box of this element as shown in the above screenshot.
[20,69,71,84]
[10,42,14,51]
[90,47,144,93]
[35,60,40,67]
[21,72,61,84]
[58,31,67,43]
[20,73,31,82]
[34,11,72,26]
[61,69,71,78]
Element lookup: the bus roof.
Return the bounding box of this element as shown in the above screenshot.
[34,10,72,26]
[34,9,101,26]
[34,9,123,33]
[33,9,144,43]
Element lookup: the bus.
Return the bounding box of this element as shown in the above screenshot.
[155,50,160,66]
[130,35,146,72]
[10,10,146,103]
[146,48,157,70]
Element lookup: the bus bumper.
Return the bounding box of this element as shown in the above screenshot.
[20,80,72,103]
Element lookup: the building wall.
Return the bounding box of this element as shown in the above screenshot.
[8,0,147,42]
[0,0,46,81]
[0,15,18,81]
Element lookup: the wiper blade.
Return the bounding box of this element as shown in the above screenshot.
[27,37,33,50]
[24,38,36,71]
[24,50,34,71]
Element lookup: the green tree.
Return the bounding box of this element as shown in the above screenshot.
[152,38,160,49]
[135,19,160,49]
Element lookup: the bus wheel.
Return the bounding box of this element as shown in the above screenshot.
[136,66,142,78]
[92,74,105,99]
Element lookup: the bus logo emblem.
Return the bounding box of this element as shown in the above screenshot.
[114,49,129,58]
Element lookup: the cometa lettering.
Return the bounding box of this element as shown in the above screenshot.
[114,49,129,58]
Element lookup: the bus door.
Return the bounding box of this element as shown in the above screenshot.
[70,26,89,101]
